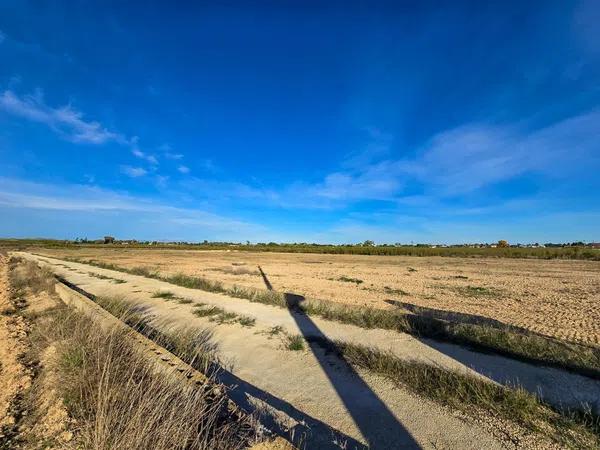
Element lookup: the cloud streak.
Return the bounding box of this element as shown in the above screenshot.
[0,89,168,179]
[120,166,147,178]
[288,109,600,206]
[0,177,267,241]
[0,90,124,144]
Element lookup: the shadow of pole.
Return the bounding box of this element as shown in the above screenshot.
[257,266,420,449]
[257,265,273,291]
[216,367,368,450]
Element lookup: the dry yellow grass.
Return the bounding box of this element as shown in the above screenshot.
[38,248,600,346]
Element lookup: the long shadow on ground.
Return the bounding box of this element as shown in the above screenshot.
[385,301,600,413]
[216,368,368,449]
[258,266,420,449]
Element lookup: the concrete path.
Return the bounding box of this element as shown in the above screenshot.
[17,252,600,448]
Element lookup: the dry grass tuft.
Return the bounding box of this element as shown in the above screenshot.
[43,308,249,449]
[9,257,55,296]
[9,257,257,449]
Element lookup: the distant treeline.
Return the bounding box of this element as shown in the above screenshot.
[1,238,600,260]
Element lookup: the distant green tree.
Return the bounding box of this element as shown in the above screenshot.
[362,240,375,247]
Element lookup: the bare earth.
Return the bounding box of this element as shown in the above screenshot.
[38,248,600,346]
[0,254,30,438]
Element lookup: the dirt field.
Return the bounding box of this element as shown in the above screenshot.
[37,248,600,346]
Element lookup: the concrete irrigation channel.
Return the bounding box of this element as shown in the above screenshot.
[17,252,600,449]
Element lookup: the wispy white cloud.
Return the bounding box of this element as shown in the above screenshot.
[120,166,147,178]
[0,177,268,241]
[282,109,600,207]
[155,175,169,188]
[160,143,184,160]
[177,165,190,174]
[131,136,158,165]
[341,126,393,169]
[0,176,597,244]
[0,88,170,180]
[199,159,216,172]
[406,109,600,196]
[0,90,124,144]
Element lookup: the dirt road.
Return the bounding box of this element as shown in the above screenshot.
[18,252,600,449]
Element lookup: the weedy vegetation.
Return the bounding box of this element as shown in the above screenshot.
[7,258,259,449]
[151,290,178,300]
[337,276,364,284]
[453,285,502,298]
[11,256,600,449]
[61,257,600,378]
[328,340,600,449]
[384,286,410,296]
[285,334,305,351]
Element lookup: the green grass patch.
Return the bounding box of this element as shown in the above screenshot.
[238,316,256,327]
[210,311,238,324]
[454,285,502,297]
[286,334,305,351]
[192,306,225,318]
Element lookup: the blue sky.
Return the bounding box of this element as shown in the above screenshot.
[1,1,599,243]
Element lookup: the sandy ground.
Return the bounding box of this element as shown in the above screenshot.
[22,252,599,449]
[0,254,30,439]
[38,248,600,346]
[0,255,73,447]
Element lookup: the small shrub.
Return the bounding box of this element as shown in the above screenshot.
[192,306,224,318]
[238,316,256,327]
[268,326,284,336]
[210,311,238,324]
[286,334,305,351]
